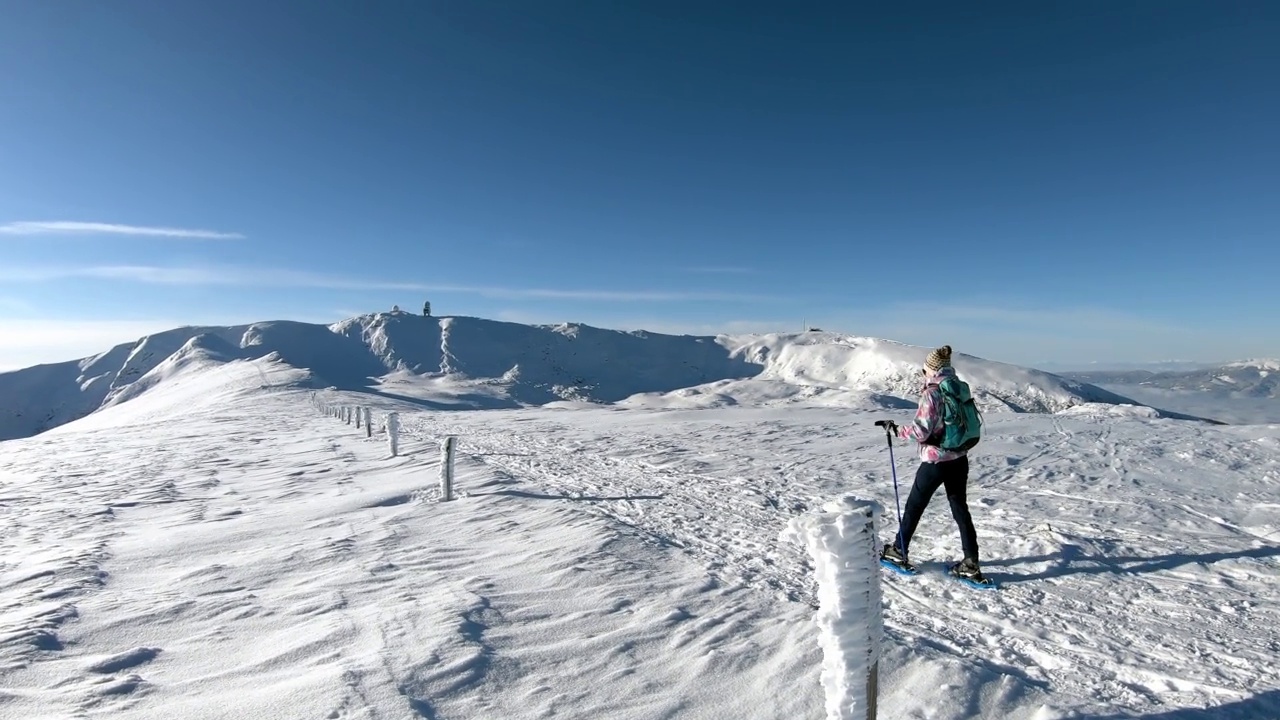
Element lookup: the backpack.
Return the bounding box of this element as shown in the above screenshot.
[927,376,983,452]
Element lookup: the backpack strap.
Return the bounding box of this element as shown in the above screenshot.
[922,383,944,446]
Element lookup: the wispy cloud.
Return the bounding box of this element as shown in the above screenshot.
[493,310,791,336]
[0,221,244,240]
[679,266,756,274]
[0,264,774,302]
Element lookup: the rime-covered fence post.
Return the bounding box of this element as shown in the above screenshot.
[355,408,362,429]
[440,436,457,501]
[780,497,884,720]
[386,412,400,457]
[364,408,372,438]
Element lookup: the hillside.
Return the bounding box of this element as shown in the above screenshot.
[330,312,754,407]
[0,313,760,440]
[622,332,1142,414]
[1063,360,1280,424]
[0,320,390,441]
[1,312,1160,441]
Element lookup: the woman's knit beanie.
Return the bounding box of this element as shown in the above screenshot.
[924,345,953,373]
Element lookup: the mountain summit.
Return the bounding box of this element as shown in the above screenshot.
[2,312,1156,440]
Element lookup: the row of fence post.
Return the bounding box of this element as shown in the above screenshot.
[308,394,456,502]
[304,395,882,714]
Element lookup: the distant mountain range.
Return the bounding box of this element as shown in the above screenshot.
[1064,360,1279,399]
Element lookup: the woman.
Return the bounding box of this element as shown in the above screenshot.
[880,345,986,583]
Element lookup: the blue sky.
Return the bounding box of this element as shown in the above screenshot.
[1,2,1277,370]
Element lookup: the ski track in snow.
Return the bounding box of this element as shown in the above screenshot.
[1,377,1278,719]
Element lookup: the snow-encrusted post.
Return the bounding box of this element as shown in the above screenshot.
[386,412,400,457]
[363,408,372,438]
[440,436,457,501]
[780,496,884,720]
[355,408,362,429]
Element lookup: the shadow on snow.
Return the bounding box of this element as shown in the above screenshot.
[1078,688,1280,719]
[470,489,666,503]
[988,544,1280,585]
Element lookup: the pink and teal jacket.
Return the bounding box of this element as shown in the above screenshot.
[895,366,967,464]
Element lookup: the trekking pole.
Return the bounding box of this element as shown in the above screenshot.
[874,420,908,563]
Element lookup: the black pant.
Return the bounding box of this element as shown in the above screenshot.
[892,455,979,562]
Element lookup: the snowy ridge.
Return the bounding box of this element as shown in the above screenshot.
[0,320,385,441]
[1224,358,1280,372]
[623,332,1142,414]
[330,312,760,405]
[1,313,759,440]
[4,313,1176,441]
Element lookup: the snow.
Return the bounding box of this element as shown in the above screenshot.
[1057,403,1161,419]
[5,313,1171,443]
[624,332,1144,414]
[780,498,885,720]
[3,348,1280,718]
[1225,359,1280,372]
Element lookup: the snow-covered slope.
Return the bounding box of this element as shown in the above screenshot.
[330,312,756,405]
[622,332,1142,414]
[0,313,760,440]
[0,320,387,441]
[3,372,1278,719]
[3,314,1170,441]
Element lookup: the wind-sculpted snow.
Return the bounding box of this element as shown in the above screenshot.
[2,365,1279,718]
[392,402,1280,719]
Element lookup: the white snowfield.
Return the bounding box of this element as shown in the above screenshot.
[624,333,1143,414]
[1,311,1185,443]
[1,345,1278,719]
